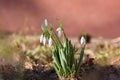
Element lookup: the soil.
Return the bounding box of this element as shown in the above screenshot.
[0,58,120,80]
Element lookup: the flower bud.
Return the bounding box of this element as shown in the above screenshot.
[40,34,43,43]
[43,36,46,45]
[44,19,48,27]
[48,37,52,47]
[80,36,86,46]
[56,27,62,37]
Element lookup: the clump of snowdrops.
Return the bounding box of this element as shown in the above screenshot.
[40,19,86,79]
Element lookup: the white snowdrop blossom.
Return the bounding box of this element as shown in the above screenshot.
[39,34,43,43]
[56,27,62,37]
[43,36,46,45]
[80,36,86,46]
[44,19,48,27]
[48,37,52,47]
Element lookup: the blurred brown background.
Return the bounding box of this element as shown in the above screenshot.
[0,0,120,38]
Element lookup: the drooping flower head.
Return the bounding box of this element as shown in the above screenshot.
[43,36,46,45]
[48,37,52,47]
[44,19,48,27]
[80,36,86,47]
[56,27,62,37]
[40,34,43,43]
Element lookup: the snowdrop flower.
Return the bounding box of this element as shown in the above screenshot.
[39,34,43,43]
[44,19,48,27]
[43,36,46,45]
[48,37,52,47]
[80,36,86,47]
[56,27,62,37]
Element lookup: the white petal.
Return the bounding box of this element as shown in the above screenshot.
[56,27,62,37]
[44,19,48,27]
[56,27,61,31]
[80,36,86,46]
[48,37,52,47]
[58,31,62,37]
[43,36,46,45]
[40,34,43,43]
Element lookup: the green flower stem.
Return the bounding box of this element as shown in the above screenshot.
[76,46,85,74]
[52,30,63,48]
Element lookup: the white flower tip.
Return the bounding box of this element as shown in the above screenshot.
[43,36,46,45]
[48,37,52,47]
[40,34,43,43]
[80,36,86,46]
[56,27,62,37]
[56,27,61,31]
[44,19,48,27]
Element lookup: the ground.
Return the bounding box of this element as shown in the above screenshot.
[0,33,120,80]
